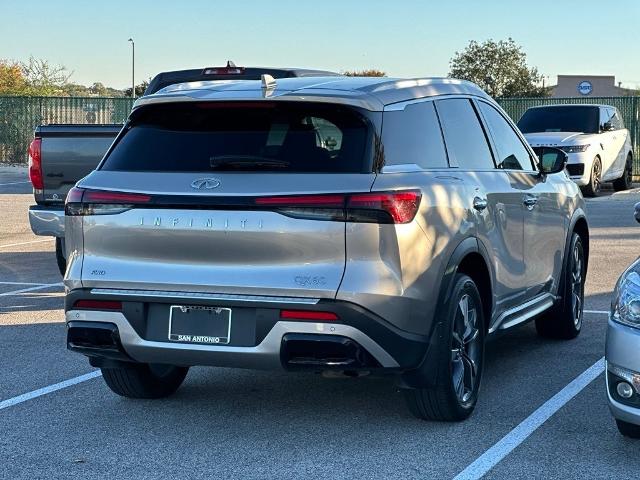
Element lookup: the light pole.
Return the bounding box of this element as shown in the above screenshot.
[128,38,135,98]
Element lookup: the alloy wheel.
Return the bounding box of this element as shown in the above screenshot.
[592,161,602,193]
[571,242,584,328]
[451,294,481,403]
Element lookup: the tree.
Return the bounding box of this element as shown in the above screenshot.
[0,60,28,95]
[343,69,386,77]
[19,56,72,95]
[123,80,149,98]
[449,38,550,98]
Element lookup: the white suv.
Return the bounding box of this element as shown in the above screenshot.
[518,104,633,196]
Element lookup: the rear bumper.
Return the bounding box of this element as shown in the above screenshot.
[28,205,64,237]
[64,288,430,371]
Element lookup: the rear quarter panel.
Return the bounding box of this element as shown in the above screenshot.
[337,170,474,335]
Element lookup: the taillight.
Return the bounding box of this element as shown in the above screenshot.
[348,191,421,224]
[73,300,122,311]
[280,310,339,321]
[65,188,151,216]
[28,138,43,190]
[255,190,421,224]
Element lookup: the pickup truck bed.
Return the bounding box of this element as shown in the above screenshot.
[28,124,121,240]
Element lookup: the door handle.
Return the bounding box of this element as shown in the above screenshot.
[473,197,488,211]
[523,195,538,209]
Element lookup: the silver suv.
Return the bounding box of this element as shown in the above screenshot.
[64,76,589,421]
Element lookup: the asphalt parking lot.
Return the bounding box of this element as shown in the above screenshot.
[2,164,640,479]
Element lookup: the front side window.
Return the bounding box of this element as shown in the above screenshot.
[381,101,448,169]
[477,101,535,171]
[102,102,370,173]
[436,98,494,170]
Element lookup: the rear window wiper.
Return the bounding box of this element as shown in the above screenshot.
[209,155,290,170]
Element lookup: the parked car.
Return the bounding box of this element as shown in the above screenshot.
[27,63,339,275]
[64,76,589,421]
[518,104,634,197]
[606,202,640,438]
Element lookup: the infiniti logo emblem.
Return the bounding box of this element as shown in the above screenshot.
[190,178,221,190]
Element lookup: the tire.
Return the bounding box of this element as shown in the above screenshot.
[581,157,602,197]
[101,363,189,399]
[535,232,585,339]
[403,274,485,421]
[55,237,66,277]
[613,154,633,192]
[616,419,640,439]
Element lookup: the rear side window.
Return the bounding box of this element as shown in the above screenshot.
[381,101,448,169]
[477,101,535,171]
[101,102,371,173]
[436,99,494,170]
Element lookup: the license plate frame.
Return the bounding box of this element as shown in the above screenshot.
[168,305,231,345]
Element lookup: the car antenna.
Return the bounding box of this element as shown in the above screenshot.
[261,74,276,97]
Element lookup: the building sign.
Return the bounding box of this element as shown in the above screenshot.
[577,81,593,96]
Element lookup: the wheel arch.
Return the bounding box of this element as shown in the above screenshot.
[399,236,493,389]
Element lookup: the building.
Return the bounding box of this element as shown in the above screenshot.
[551,75,636,98]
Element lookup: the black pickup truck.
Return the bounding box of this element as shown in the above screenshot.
[27,64,339,274]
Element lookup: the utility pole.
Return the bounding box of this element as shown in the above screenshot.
[128,38,135,98]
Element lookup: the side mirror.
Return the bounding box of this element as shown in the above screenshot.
[634,202,640,224]
[533,147,568,175]
[601,122,615,132]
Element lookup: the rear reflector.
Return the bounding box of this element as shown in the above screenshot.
[28,138,43,190]
[73,300,122,311]
[280,310,339,321]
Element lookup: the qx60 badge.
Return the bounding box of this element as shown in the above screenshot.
[191,178,221,190]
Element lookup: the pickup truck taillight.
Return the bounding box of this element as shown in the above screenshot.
[65,187,151,216]
[28,138,43,190]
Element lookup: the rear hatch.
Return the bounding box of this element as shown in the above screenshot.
[70,101,379,298]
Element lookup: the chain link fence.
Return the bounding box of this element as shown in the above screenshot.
[0,95,638,170]
[0,96,134,164]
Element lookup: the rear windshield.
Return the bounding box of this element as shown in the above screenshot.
[517,106,599,134]
[101,102,371,173]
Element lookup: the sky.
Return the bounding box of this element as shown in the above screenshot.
[1,0,639,90]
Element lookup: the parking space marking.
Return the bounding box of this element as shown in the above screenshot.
[584,310,609,315]
[0,371,101,411]
[0,283,63,297]
[0,181,30,186]
[0,281,52,286]
[453,357,605,480]
[0,238,54,249]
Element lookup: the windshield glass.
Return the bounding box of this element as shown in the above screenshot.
[101,102,371,173]
[517,106,599,134]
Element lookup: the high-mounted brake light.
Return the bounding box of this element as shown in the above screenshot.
[28,138,43,190]
[202,61,245,76]
[280,310,339,321]
[73,300,122,311]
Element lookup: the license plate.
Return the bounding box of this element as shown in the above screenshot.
[168,306,231,345]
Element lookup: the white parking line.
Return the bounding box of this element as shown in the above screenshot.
[454,357,606,480]
[0,371,102,411]
[584,309,609,315]
[0,181,30,186]
[0,238,54,249]
[0,283,63,297]
[0,281,51,286]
